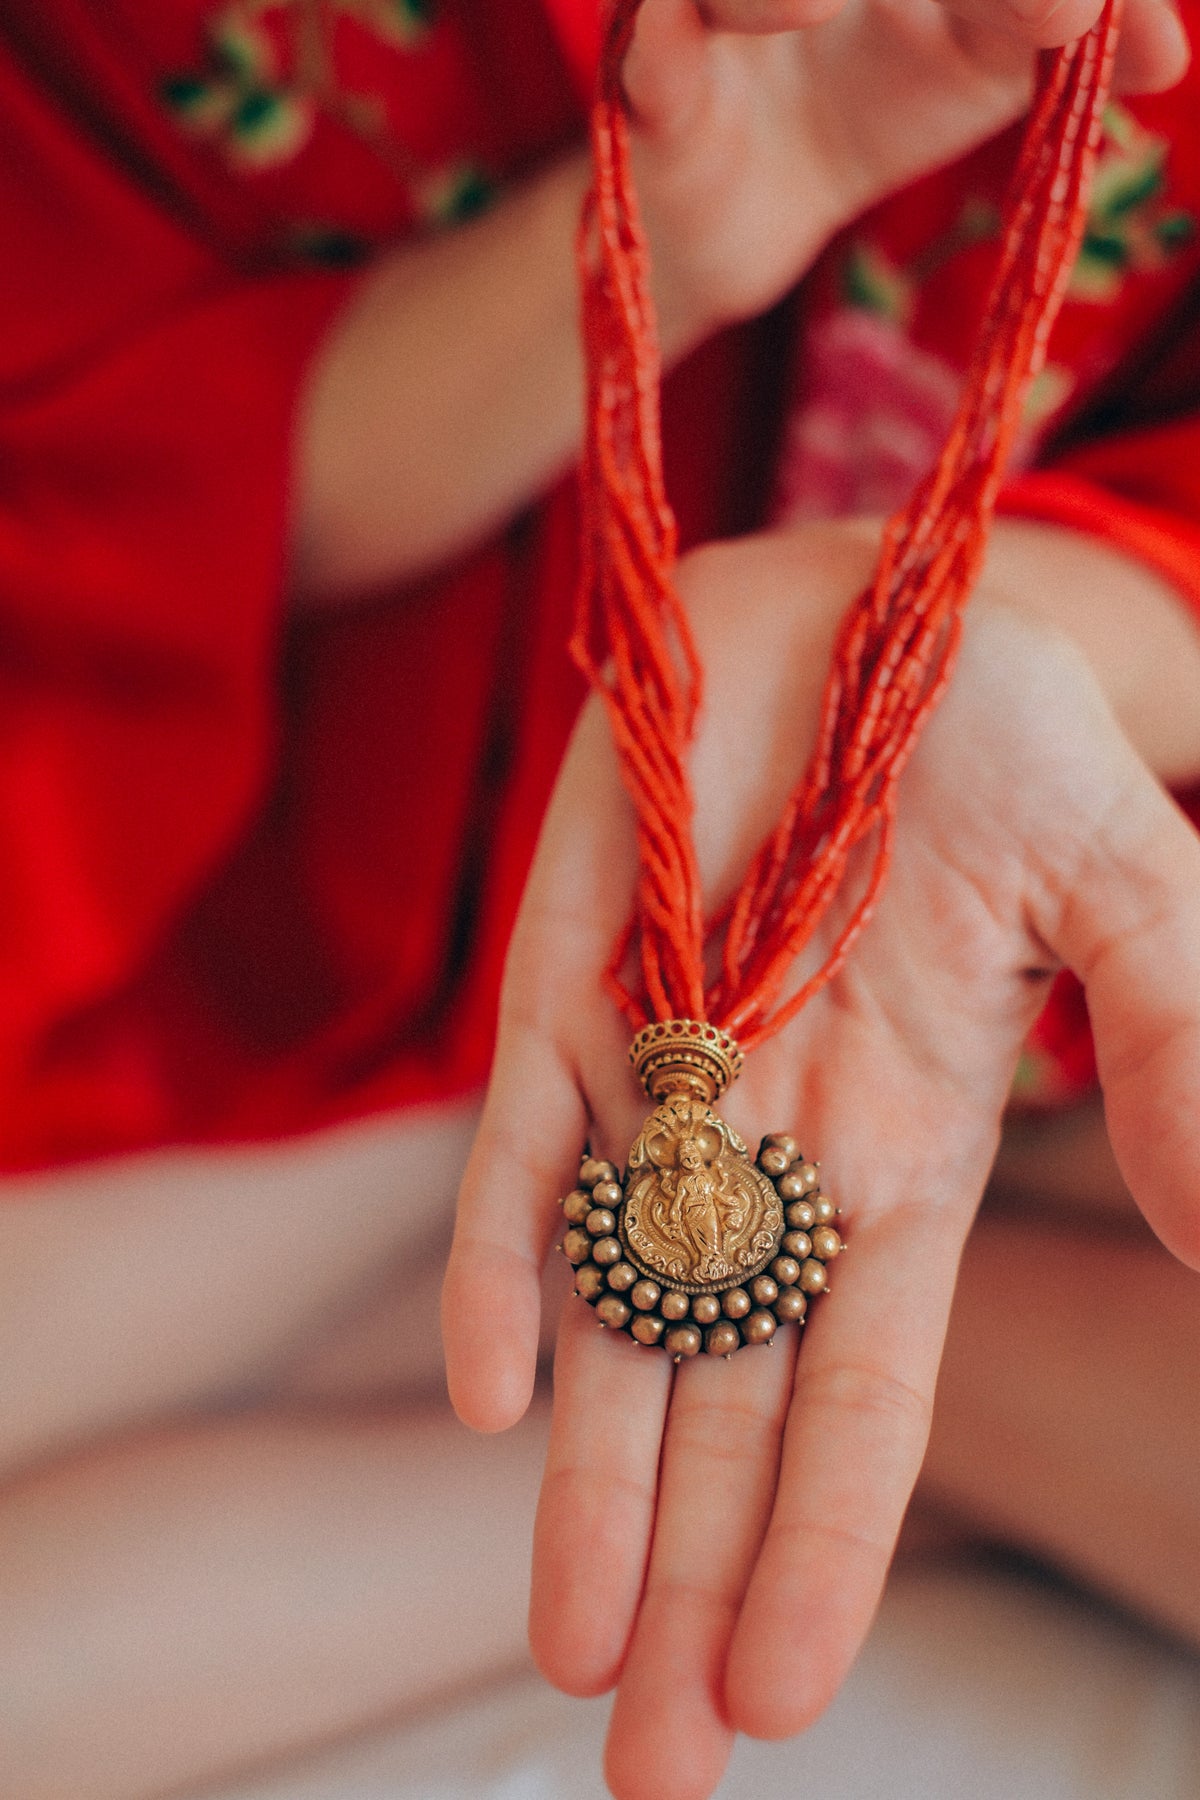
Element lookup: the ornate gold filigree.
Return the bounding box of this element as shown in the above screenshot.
[558,1021,844,1358]
[621,1092,782,1294]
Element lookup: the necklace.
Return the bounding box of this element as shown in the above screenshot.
[559,0,1122,1356]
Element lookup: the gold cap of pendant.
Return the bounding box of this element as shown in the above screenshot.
[629,1019,743,1103]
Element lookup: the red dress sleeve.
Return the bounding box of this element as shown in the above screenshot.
[1000,284,1200,615]
[0,33,356,1121]
[1000,412,1200,620]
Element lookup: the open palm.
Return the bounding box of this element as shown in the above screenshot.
[444,525,1200,1800]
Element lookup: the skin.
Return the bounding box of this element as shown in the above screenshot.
[444,519,1200,1800]
[1,0,1197,1794]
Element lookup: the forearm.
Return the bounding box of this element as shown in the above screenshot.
[981,517,1200,788]
[291,145,764,605]
[293,153,594,602]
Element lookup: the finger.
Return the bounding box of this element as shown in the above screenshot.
[604,1330,796,1800]
[624,0,711,139]
[697,0,845,26]
[1111,0,1191,93]
[934,0,1115,49]
[942,0,1189,88]
[442,1016,589,1432]
[530,1290,673,1694]
[725,1189,967,1738]
[443,708,637,1432]
[1040,762,1200,1271]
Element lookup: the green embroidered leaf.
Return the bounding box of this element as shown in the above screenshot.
[287,222,370,266]
[229,88,314,167]
[161,73,237,132]
[419,161,496,226]
[162,73,208,109]
[1069,246,1124,303]
[841,241,911,322]
[1100,100,1138,153]
[350,0,435,48]
[211,16,278,83]
[394,0,434,27]
[1021,363,1074,435]
[1156,211,1196,249]
[1092,154,1165,222]
[1081,229,1129,268]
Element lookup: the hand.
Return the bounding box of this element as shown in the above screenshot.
[628,0,1190,347]
[443,521,1200,1799]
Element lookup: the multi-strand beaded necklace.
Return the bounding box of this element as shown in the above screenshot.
[559,0,1121,1357]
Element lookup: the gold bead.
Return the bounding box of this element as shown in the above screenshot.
[591,1180,623,1209]
[664,1324,702,1359]
[721,1287,751,1320]
[774,1287,808,1324]
[763,1133,800,1163]
[812,1195,837,1225]
[585,1207,617,1237]
[795,1162,820,1192]
[660,1290,690,1321]
[591,1236,622,1267]
[575,1264,606,1301]
[631,1313,664,1346]
[563,1229,592,1266]
[750,1275,779,1307]
[562,1189,592,1224]
[781,1231,812,1262]
[705,1321,741,1357]
[631,1279,661,1312]
[811,1225,842,1261]
[596,1294,632,1330]
[691,1294,721,1326]
[577,1157,608,1188]
[743,1310,777,1345]
[770,1256,801,1287]
[758,1146,790,1178]
[798,1258,828,1295]
[607,1262,637,1291]
[778,1171,808,1201]
[785,1200,817,1230]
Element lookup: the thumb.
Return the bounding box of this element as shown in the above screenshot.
[1042,751,1200,1271]
[622,0,711,138]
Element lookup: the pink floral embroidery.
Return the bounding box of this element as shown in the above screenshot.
[772,308,962,524]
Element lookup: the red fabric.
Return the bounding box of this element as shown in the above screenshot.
[540,0,603,102]
[0,1,784,1168]
[3,0,1200,1166]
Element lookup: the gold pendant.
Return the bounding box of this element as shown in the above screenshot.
[559,1021,842,1357]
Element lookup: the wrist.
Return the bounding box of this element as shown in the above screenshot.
[629,134,835,358]
[690,515,1200,792]
[759,513,1200,786]
[980,518,1200,786]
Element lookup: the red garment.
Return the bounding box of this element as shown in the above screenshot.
[0,0,780,1167]
[2,5,1199,1166]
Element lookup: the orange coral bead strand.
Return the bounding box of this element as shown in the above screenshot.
[575,0,1122,1049]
